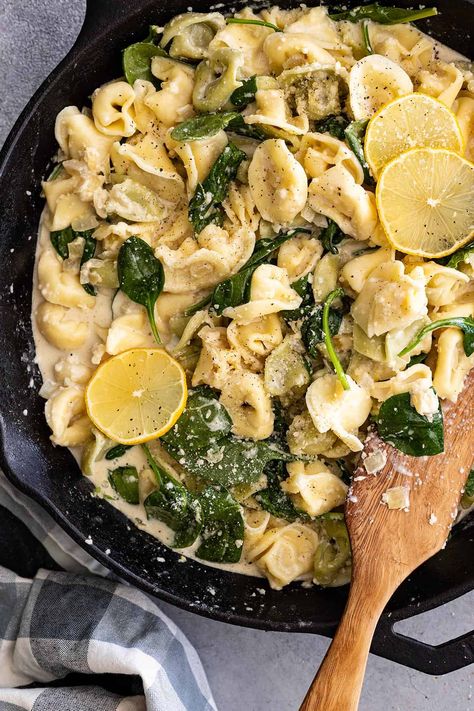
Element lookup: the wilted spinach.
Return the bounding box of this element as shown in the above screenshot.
[314,113,349,140]
[361,20,374,54]
[464,469,474,498]
[282,273,315,320]
[398,317,474,358]
[108,466,139,505]
[323,288,350,390]
[330,4,437,24]
[344,119,372,184]
[186,227,312,316]
[226,17,282,32]
[376,392,444,456]
[319,219,345,254]
[163,387,232,451]
[105,444,132,461]
[446,241,474,269]
[188,143,246,234]
[143,444,202,548]
[123,27,167,85]
[301,303,343,358]
[50,226,97,296]
[171,111,241,141]
[231,75,258,107]
[195,486,244,563]
[117,236,164,344]
[161,389,294,487]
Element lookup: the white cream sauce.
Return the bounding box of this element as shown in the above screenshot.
[32,211,261,577]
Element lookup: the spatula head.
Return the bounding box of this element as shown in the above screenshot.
[346,371,473,587]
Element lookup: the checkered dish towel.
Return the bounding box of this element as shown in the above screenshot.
[0,473,217,711]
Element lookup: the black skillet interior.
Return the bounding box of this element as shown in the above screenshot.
[0,0,473,674]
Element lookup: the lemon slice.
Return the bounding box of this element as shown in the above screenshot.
[365,93,464,178]
[376,147,474,258]
[85,348,187,445]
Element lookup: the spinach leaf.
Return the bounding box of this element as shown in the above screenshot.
[344,119,372,184]
[323,288,350,390]
[171,112,241,142]
[143,445,201,548]
[398,317,474,358]
[225,114,268,141]
[188,143,246,234]
[446,241,474,269]
[117,236,164,344]
[314,114,349,140]
[50,226,97,296]
[108,466,139,505]
[172,437,294,488]
[361,19,374,54]
[195,486,244,563]
[186,227,312,316]
[80,232,97,296]
[162,390,293,487]
[231,75,258,108]
[464,469,474,498]
[162,386,232,452]
[50,226,76,260]
[257,476,308,522]
[283,273,315,320]
[47,162,64,181]
[319,219,345,254]
[123,27,167,85]
[330,4,438,24]
[376,392,444,456]
[226,17,282,32]
[408,352,428,367]
[105,444,132,461]
[301,303,342,358]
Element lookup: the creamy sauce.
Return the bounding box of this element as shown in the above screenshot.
[32,212,262,577]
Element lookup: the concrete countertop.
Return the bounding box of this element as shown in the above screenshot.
[0,1,472,708]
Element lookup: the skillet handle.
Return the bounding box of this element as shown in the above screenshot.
[371,614,474,675]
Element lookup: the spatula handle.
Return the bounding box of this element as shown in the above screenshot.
[299,581,390,711]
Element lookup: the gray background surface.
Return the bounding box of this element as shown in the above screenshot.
[0,1,473,709]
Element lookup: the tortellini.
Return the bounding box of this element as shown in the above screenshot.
[220,370,274,440]
[308,165,378,241]
[277,234,323,281]
[371,364,439,417]
[244,86,308,135]
[248,140,308,224]
[223,264,302,323]
[263,33,336,73]
[160,12,226,60]
[92,82,137,137]
[45,386,91,447]
[306,374,372,452]
[247,523,319,589]
[416,62,464,109]
[167,130,228,193]
[100,179,170,223]
[282,460,348,517]
[192,326,242,390]
[106,312,155,355]
[193,48,243,113]
[209,10,273,76]
[148,57,195,126]
[351,261,428,337]
[433,328,474,402]
[36,302,90,350]
[38,250,95,309]
[349,54,413,119]
[55,107,115,173]
[227,314,283,372]
[296,132,364,183]
[155,223,255,293]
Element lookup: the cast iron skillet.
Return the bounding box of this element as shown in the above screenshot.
[0,0,473,675]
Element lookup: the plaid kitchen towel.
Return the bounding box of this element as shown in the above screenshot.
[0,474,217,711]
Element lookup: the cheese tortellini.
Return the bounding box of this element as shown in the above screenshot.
[33,3,474,592]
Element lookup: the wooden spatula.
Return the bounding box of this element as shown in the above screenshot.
[300,370,473,711]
